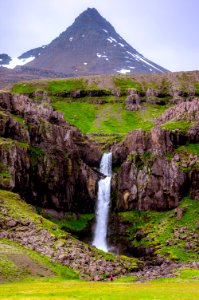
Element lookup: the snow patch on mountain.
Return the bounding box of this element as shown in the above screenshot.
[3,56,35,69]
[117,69,131,74]
[118,43,125,47]
[126,51,164,73]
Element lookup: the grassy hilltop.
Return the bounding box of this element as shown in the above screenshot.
[10,72,199,138]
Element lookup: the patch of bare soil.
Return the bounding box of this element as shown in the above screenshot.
[6,253,54,277]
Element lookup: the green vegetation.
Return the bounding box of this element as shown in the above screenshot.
[29,146,45,157]
[11,76,190,140]
[11,78,86,95]
[0,189,68,238]
[113,275,137,282]
[194,83,199,95]
[44,212,95,234]
[52,101,168,134]
[161,120,195,132]
[52,101,97,133]
[142,80,159,90]
[11,83,36,94]
[0,279,199,300]
[11,114,25,125]
[89,134,125,150]
[176,143,199,156]
[119,197,199,262]
[114,77,142,93]
[158,78,172,95]
[0,189,139,275]
[47,79,86,94]
[11,77,143,96]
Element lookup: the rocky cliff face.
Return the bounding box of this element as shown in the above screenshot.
[0,92,102,213]
[111,121,199,211]
[112,150,187,211]
[0,91,198,214]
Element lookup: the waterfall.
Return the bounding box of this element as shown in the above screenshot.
[92,152,112,252]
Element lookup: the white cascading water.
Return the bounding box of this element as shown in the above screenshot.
[92,152,112,252]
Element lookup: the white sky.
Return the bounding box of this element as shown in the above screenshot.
[0,0,199,72]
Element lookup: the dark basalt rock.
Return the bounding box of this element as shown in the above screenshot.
[111,105,199,211]
[0,53,12,66]
[113,155,188,211]
[0,92,102,213]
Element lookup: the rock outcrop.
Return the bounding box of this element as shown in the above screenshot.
[111,124,199,211]
[0,92,102,213]
[125,90,141,111]
[155,98,199,125]
[113,154,187,211]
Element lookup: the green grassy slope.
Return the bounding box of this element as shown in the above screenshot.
[0,189,140,283]
[52,101,168,134]
[0,240,78,283]
[118,197,199,262]
[10,72,199,96]
[0,190,79,283]
[10,73,199,140]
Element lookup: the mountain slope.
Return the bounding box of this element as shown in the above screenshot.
[27,8,168,75]
[1,8,169,75]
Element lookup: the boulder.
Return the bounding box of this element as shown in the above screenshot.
[125,92,141,111]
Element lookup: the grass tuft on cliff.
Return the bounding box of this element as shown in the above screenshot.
[42,211,95,234]
[161,120,195,133]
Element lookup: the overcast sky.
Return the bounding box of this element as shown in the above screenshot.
[0,0,198,72]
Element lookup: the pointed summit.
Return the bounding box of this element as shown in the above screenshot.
[8,8,169,75]
[74,7,109,25]
[77,7,102,18]
[73,7,114,30]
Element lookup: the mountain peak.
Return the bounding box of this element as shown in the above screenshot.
[1,8,169,75]
[84,7,100,14]
[78,7,102,19]
[75,7,103,22]
[71,7,114,33]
